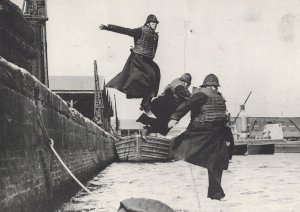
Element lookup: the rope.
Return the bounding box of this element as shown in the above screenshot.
[36,99,119,211]
[48,139,93,195]
[36,111,93,195]
[188,164,201,212]
[1,63,94,196]
[40,121,117,211]
[1,62,118,210]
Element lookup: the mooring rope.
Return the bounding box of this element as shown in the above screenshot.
[36,110,93,195]
[41,127,118,211]
[1,61,118,210]
[2,60,95,196]
[48,139,93,195]
[37,111,120,211]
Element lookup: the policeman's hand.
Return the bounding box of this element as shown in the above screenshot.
[99,24,108,30]
[168,119,178,128]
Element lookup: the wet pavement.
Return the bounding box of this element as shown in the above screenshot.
[59,153,300,212]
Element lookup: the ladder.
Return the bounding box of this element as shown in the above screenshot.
[93,60,104,126]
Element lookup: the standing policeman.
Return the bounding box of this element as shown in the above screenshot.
[100,14,160,112]
[168,74,230,200]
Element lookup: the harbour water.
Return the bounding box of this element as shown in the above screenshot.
[59,154,300,212]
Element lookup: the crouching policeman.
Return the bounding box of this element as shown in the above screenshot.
[137,73,192,136]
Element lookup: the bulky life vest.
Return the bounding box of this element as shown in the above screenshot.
[192,87,227,123]
[132,25,158,59]
[162,78,187,99]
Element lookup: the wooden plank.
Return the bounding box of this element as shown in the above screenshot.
[141,144,169,151]
[115,143,136,149]
[140,154,168,159]
[142,140,170,147]
[116,135,172,162]
[141,149,169,155]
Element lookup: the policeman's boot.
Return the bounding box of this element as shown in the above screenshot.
[140,128,148,140]
[136,113,150,125]
[140,97,152,112]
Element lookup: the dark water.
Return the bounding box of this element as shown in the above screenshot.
[59,154,300,212]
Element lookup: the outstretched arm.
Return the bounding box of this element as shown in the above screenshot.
[99,24,142,38]
[99,24,109,30]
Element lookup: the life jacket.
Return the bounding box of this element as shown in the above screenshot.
[162,78,187,99]
[192,87,227,123]
[132,25,158,59]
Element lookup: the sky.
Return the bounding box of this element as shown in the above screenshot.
[12,0,300,120]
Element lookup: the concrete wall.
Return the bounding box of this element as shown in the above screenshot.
[0,56,117,212]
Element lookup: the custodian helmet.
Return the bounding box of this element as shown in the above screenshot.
[201,74,220,87]
[179,73,192,85]
[146,14,159,24]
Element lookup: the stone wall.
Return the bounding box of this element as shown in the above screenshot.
[0,0,37,72]
[0,56,118,212]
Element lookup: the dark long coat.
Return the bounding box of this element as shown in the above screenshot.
[104,24,160,98]
[151,83,190,120]
[170,92,230,170]
[106,52,160,98]
[145,83,190,135]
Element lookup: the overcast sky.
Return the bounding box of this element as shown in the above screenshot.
[12,0,300,120]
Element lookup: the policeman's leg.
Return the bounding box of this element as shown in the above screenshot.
[156,119,171,136]
[140,96,152,112]
[136,113,150,125]
[150,61,161,96]
[207,168,225,200]
[136,114,157,132]
[146,118,169,135]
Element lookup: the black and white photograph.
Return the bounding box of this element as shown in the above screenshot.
[1,0,300,211]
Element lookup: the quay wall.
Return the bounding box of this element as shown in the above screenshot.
[0,57,118,212]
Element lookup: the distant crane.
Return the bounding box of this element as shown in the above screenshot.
[290,119,300,132]
[233,91,252,124]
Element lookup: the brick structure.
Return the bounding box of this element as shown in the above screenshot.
[0,57,117,212]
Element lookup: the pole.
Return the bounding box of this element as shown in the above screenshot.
[183,21,190,74]
[233,91,252,123]
[290,119,300,132]
[114,94,119,132]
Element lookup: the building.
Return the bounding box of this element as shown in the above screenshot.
[117,119,144,137]
[49,75,114,132]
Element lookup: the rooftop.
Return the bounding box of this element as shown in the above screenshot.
[49,76,105,91]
